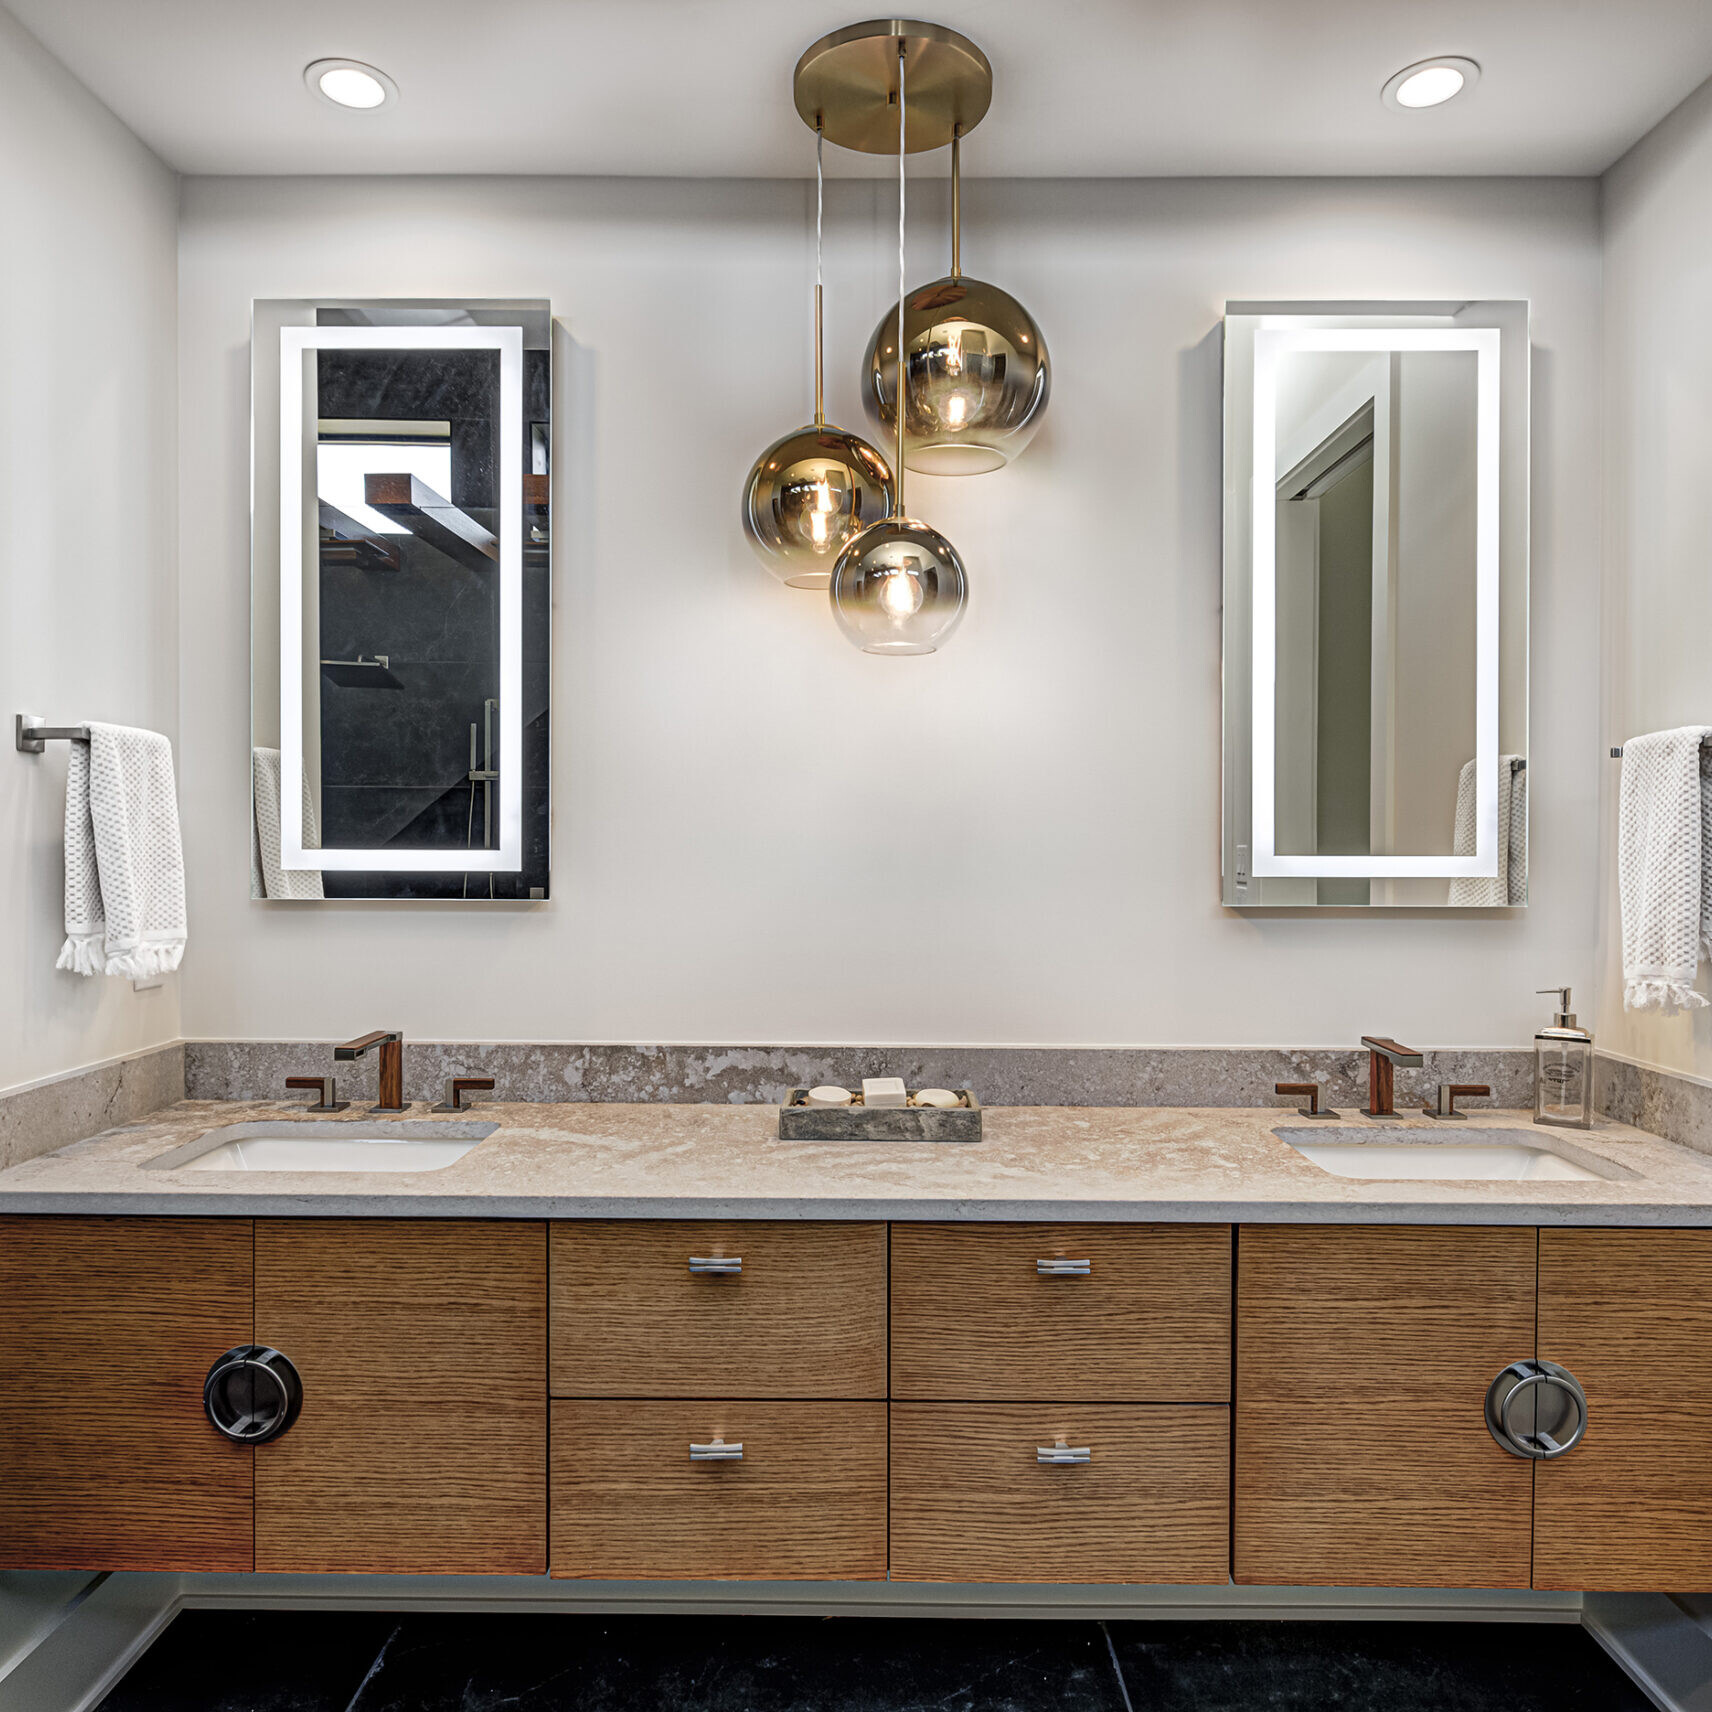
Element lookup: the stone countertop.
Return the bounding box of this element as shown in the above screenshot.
[1,1099,1711,1224]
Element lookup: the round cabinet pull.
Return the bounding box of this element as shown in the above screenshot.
[1484,1359,1588,1460]
[203,1345,303,1445]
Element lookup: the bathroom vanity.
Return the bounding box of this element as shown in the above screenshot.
[1,1102,1709,1593]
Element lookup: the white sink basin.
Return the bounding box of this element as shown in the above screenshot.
[1275,1126,1630,1183]
[145,1119,498,1174]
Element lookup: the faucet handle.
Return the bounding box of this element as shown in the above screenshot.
[1276,1081,1337,1119]
[432,1076,496,1113]
[1423,1083,1492,1119]
[285,1076,349,1114]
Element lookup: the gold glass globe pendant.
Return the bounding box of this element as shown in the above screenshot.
[742,122,894,588]
[829,37,967,655]
[863,121,1050,474]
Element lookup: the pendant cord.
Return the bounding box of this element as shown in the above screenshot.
[895,42,907,516]
[813,119,824,427]
[951,122,961,279]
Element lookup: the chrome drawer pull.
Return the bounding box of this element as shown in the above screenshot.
[1037,1439,1092,1465]
[688,1256,742,1275]
[690,1438,743,1461]
[1036,1257,1091,1276]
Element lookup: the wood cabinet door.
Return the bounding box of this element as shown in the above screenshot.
[1235,1225,1537,1588]
[254,1219,547,1574]
[1535,1228,1712,1590]
[0,1216,254,1572]
[890,1403,1229,1583]
[551,1220,886,1399]
[551,1400,887,1580]
[891,1223,1232,1401]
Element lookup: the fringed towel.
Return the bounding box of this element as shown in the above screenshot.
[251,747,325,900]
[57,723,186,978]
[1620,726,1712,1013]
[1448,755,1528,907]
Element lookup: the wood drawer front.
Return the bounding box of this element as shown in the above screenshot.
[551,1400,887,1579]
[889,1403,1229,1583]
[1535,1229,1712,1591]
[255,1219,547,1575]
[890,1223,1231,1401]
[0,1216,255,1573]
[1235,1225,1536,1589]
[550,1220,886,1398]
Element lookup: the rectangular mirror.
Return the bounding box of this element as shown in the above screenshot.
[1222,301,1528,908]
[252,300,551,901]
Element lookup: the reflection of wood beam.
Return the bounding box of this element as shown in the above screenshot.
[524,473,548,513]
[318,500,399,570]
[365,473,498,572]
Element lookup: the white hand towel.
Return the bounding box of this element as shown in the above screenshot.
[56,723,187,978]
[1448,754,1526,907]
[1620,725,1712,1013]
[251,747,325,900]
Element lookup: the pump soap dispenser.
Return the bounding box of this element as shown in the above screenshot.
[1534,987,1594,1130]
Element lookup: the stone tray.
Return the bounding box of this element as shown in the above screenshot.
[778,1089,982,1143]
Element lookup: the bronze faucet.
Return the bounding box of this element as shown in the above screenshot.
[1360,1036,1424,1117]
[334,1030,406,1113]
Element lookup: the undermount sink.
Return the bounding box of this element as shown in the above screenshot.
[144,1119,499,1174]
[1275,1126,1632,1183]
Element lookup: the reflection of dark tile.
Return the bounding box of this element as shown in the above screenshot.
[321,785,446,849]
[320,541,498,665]
[1105,1621,1652,1712]
[320,660,500,789]
[95,1608,395,1711]
[348,1614,1126,1712]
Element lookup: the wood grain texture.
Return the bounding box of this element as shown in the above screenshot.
[1234,1225,1536,1588]
[0,1216,254,1571]
[550,1221,886,1399]
[1535,1228,1712,1590]
[550,1400,886,1579]
[889,1403,1229,1583]
[255,1219,546,1575]
[890,1223,1231,1401]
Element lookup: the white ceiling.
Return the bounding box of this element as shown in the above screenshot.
[9,0,1712,179]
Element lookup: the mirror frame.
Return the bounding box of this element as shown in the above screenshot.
[1221,300,1530,909]
[278,323,524,874]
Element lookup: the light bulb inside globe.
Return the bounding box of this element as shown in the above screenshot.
[878,557,926,620]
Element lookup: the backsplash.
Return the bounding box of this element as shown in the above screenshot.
[184,1040,1536,1111]
[0,1043,185,1171]
[1596,1054,1712,1158]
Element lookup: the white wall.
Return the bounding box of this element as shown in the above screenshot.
[0,9,179,1095]
[177,174,1602,1049]
[1596,75,1712,1076]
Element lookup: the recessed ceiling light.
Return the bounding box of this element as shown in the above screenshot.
[1382,56,1479,112]
[304,58,397,111]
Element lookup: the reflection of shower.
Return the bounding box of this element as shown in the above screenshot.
[463,698,498,900]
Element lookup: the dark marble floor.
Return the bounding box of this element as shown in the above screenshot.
[95,1612,1653,1712]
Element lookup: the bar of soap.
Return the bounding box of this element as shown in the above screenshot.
[804,1085,853,1107]
[861,1077,908,1109]
[913,1088,962,1109]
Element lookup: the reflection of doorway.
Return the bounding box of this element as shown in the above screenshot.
[1276,404,1374,906]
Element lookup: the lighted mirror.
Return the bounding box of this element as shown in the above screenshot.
[1222,302,1528,908]
[251,300,551,901]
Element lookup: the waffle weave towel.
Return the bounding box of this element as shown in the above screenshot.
[1620,726,1712,1013]
[56,723,186,978]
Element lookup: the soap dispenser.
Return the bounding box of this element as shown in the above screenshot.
[1534,987,1594,1130]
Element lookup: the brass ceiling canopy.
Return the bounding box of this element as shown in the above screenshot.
[793,18,992,153]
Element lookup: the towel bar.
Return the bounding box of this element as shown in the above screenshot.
[15,715,90,754]
[1611,738,1712,758]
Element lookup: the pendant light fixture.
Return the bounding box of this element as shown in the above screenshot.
[861,114,1050,474]
[742,121,895,588]
[828,39,967,655]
